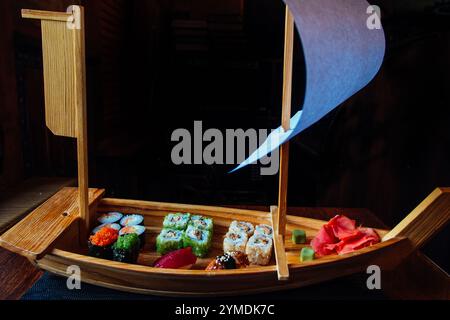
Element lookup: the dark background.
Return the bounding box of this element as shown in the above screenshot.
[0,0,449,271]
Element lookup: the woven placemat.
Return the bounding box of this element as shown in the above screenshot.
[21,272,386,300]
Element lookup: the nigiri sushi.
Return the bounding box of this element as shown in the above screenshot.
[153,247,197,269]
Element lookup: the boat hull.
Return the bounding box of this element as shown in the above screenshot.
[37,237,409,297]
[0,188,419,297]
[33,193,410,296]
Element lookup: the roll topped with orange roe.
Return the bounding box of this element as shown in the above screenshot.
[88,227,119,259]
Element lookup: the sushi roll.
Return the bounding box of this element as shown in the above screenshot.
[92,223,121,235]
[112,233,141,264]
[156,229,184,255]
[182,225,212,258]
[120,225,146,248]
[163,213,191,230]
[229,221,254,237]
[189,215,213,232]
[97,212,123,225]
[120,214,144,227]
[254,224,273,238]
[245,234,273,266]
[223,231,248,253]
[88,227,119,260]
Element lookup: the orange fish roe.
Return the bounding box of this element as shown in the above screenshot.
[89,227,118,247]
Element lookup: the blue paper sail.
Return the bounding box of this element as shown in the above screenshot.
[232,0,385,172]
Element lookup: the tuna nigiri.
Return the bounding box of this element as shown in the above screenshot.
[153,247,197,269]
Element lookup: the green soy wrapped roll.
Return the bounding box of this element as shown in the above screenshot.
[112,233,141,264]
[156,229,184,255]
[189,215,213,232]
[163,213,191,230]
[300,247,315,262]
[292,229,307,244]
[183,225,212,257]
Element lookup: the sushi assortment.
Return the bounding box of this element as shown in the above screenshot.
[156,213,213,258]
[89,212,323,268]
[222,221,274,266]
[88,212,146,264]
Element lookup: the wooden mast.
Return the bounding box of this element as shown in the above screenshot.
[271,6,295,281]
[73,6,90,242]
[22,6,90,242]
[278,6,294,239]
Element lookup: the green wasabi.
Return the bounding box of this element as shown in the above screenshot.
[292,229,307,244]
[300,247,315,262]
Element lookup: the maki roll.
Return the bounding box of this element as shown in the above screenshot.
[120,225,146,248]
[223,231,248,253]
[189,215,213,232]
[254,224,273,238]
[163,213,191,230]
[182,225,212,258]
[92,223,121,235]
[246,234,273,266]
[88,227,119,260]
[120,214,144,227]
[156,229,184,255]
[98,212,123,225]
[112,233,141,264]
[229,221,254,237]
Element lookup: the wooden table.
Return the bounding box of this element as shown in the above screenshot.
[0,206,448,300]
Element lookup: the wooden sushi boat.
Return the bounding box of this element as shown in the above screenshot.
[1,6,449,297]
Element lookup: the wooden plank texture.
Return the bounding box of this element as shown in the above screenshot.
[0,187,104,260]
[0,177,76,234]
[383,188,450,248]
[21,9,72,22]
[40,19,77,138]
